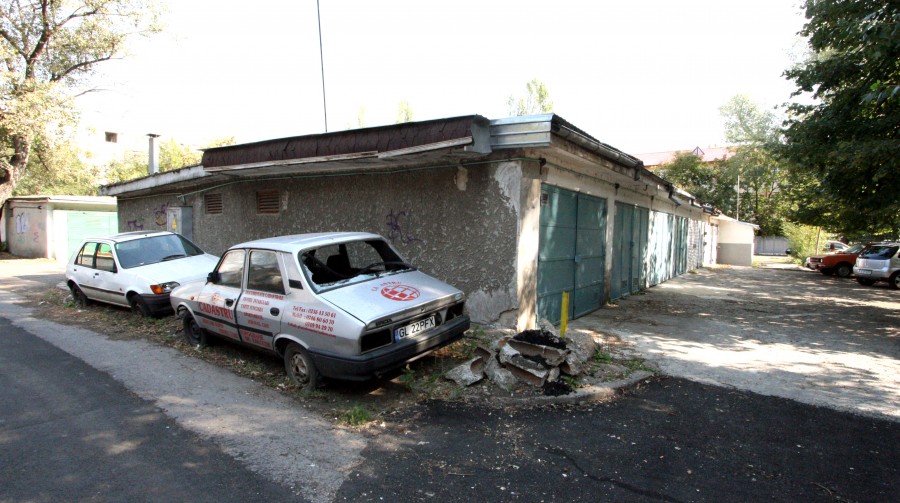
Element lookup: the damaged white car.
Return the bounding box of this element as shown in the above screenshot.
[170,232,470,389]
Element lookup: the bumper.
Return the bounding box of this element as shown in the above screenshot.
[308,315,471,381]
[143,293,175,316]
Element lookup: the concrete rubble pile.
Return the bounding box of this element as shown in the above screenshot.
[445,320,599,394]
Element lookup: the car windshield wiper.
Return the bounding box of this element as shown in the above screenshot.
[161,254,186,261]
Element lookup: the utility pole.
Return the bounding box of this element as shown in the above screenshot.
[317,0,328,132]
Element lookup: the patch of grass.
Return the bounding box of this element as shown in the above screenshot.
[622,357,655,374]
[562,375,580,389]
[593,350,614,364]
[339,404,373,427]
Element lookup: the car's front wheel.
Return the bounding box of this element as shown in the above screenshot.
[834,263,852,278]
[889,272,900,290]
[856,277,876,286]
[181,311,208,348]
[284,343,319,391]
[129,295,152,317]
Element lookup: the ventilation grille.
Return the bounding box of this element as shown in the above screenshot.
[257,190,280,214]
[205,193,223,214]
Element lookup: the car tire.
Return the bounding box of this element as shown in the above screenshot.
[889,272,900,290]
[70,284,90,308]
[834,263,852,278]
[181,311,209,348]
[129,295,152,317]
[856,277,876,286]
[284,343,319,391]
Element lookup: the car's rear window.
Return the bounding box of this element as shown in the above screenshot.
[859,245,899,260]
[115,234,205,268]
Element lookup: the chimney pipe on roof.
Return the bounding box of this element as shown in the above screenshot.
[148,134,160,175]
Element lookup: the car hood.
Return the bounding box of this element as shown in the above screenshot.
[318,270,463,323]
[126,254,219,285]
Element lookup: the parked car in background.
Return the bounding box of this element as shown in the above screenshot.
[170,232,470,390]
[853,242,900,289]
[821,240,849,253]
[66,231,220,316]
[805,243,868,278]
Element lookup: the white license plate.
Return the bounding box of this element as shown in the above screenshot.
[857,269,871,275]
[395,315,436,340]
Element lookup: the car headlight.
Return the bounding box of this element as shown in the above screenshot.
[150,281,180,294]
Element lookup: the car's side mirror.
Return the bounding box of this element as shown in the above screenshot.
[207,271,220,284]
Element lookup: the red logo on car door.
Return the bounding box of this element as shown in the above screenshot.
[381,284,420,301]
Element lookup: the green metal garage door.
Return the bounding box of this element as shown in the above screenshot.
[537,186,608,324]
[66,211,118,259]
[611,202,649,300]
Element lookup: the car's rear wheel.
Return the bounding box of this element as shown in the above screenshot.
[834,263,852,278]
[856,277,876,286]
[181,311,208,348]
[284,343,319,391]
[889,272,900,290]
[129,295,152,317]
[70,284,90,308]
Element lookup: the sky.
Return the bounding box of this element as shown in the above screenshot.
[76,0,809,156]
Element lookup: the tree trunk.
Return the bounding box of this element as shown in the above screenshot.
[0,134,32,210]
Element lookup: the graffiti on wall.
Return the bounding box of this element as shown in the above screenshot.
[153,203,169,227]
[385,209,423,245]
[14,213,29,235]
[126,218,145,231]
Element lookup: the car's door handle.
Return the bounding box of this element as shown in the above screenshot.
[270,307,280,316]
[225,298,234,307]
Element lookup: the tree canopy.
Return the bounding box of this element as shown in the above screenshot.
[507,79,553,116]
[781,0,900,239]
[1,0,159,207]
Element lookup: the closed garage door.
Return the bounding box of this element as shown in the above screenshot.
[611,202,649,300]
[537,186,608,324]
[61,211,118,260]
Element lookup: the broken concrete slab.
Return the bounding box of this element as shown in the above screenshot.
[445,356,487,386]
[564,330,598,364]
[485,357,518,393]
[507,339,568,367]
[505,363,548,387]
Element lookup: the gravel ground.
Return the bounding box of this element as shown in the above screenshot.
[572,262,900,421]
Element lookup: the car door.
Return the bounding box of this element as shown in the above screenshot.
[71,241,122,305]
[235,249,287,350]
[91,242,128,307]
[194,249,245,341]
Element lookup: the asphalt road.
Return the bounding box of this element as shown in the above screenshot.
[338,378,900,502]
[0,315,299,502]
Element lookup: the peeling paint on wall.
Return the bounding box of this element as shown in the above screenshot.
[493,162,522,216]
[466,284,517,325]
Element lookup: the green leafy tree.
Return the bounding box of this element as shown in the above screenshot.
[781,0,900,239]
[396,100,413,123]
[507,79,553,116]
[0,0,160,208]
[719,95,789,236]
[657,152,737,216]
[14,137,99,195]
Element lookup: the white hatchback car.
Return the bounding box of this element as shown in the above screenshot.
[169,232,470,389]
[66,231,220,316]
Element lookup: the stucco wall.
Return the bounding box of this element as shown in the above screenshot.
[115,164,521,324]
[5,205,48,258]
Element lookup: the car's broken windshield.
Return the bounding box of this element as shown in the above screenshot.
[299,239,414,290]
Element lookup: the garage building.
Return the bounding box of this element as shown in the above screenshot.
[101,114,723,330]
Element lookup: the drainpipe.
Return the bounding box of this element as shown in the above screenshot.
[148,134,160,175]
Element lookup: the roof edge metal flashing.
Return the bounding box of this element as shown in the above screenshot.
[101,165,208,197]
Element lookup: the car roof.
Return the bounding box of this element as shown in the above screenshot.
[82,231,175,243]
[229,232,386,252]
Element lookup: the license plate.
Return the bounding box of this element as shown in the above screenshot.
[395,315,436,340]
[857,269,871,275]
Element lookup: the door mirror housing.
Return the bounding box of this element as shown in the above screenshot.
[207,271,220,284]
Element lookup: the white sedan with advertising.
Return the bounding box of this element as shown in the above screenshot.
[66,231,220,316]
[170,232,470,389]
